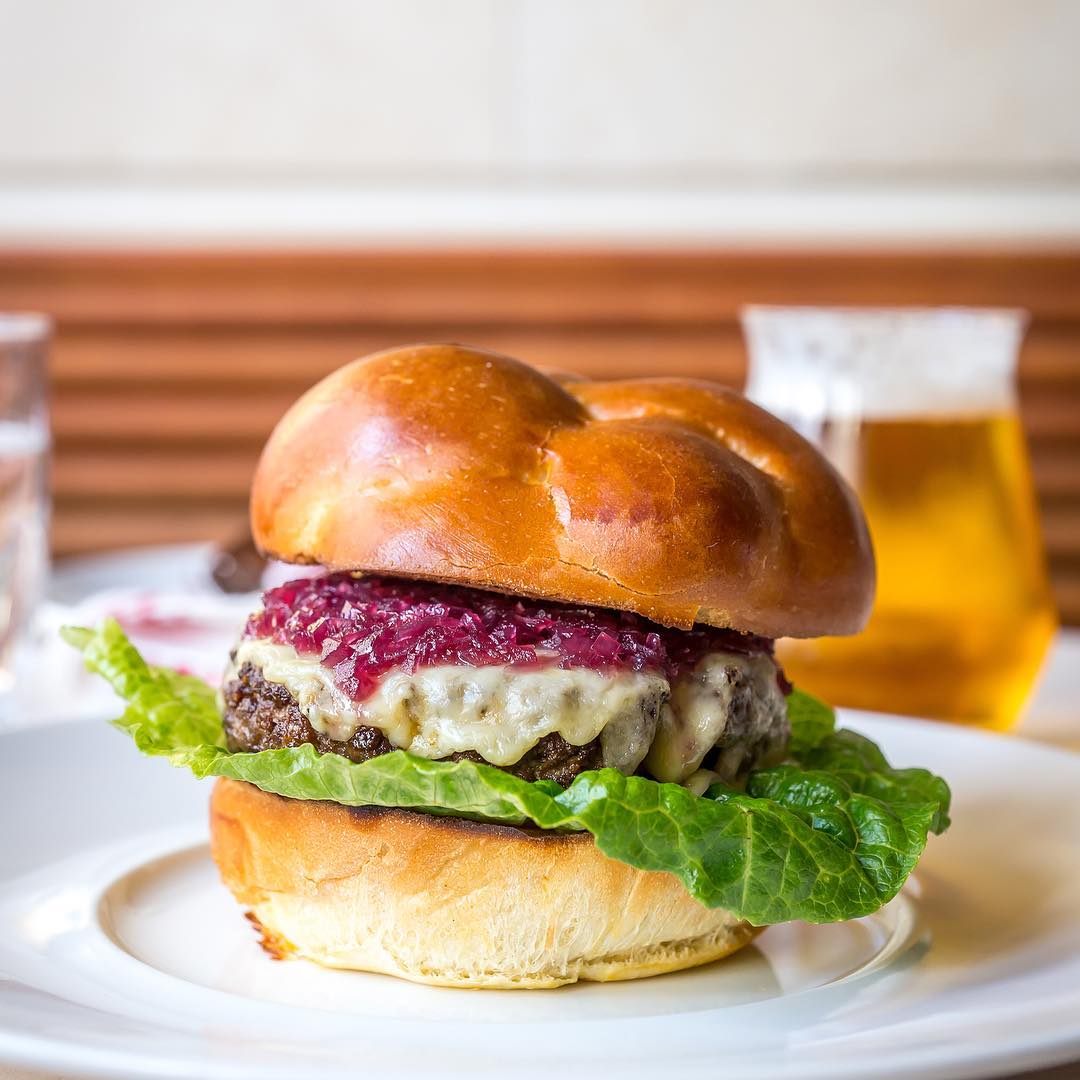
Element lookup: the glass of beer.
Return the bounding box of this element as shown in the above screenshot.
[741,306,1056,730]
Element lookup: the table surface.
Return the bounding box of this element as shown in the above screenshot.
[4,544,1078,1080]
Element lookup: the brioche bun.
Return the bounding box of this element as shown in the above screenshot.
[210,778,760,989]
[251,343,873,638]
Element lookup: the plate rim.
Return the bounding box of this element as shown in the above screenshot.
[1,711,1079,1080]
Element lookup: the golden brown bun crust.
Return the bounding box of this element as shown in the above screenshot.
[251,343,873,636]
[210,778,760,989]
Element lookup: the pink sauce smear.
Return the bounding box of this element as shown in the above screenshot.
[245,573,774,703]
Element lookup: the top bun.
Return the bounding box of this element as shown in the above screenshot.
[251,344,874,637]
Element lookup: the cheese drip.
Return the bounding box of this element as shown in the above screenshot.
[645,653,788,783]
[228,639,665,773]
[227,639,789,785]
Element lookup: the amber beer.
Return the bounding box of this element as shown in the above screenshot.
[742,305,1056,730]
[778,412,1056,729]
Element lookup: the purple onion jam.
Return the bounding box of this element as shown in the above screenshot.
[245,573,774,702]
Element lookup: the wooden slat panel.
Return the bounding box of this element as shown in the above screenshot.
[45,320,1080,396]
[48,326,749,387]
[1019,397,1080,439]
[1031,453,1080,498]
[1039,503,1080,552]
[52,452,257,499]
[51,505,246,556]
[2,249,1079,622]
[51,389,291,441]
[1050,573,1080,623]
[4,251,1080,325]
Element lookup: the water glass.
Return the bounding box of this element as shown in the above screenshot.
[0,315,51,700]
[741,306,1056,729]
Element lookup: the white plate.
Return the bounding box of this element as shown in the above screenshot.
[0,713,1078,1080]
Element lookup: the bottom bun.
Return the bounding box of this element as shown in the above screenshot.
[210,777,761,989]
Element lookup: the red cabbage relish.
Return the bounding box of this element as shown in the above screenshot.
[244,573,779,703]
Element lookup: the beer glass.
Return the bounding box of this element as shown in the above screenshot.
[742,306,1056,730]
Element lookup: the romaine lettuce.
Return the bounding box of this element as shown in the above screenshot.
[63,619,949,926]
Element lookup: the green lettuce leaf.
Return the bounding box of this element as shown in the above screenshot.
[63,619,949,926]
[785,686,839,754]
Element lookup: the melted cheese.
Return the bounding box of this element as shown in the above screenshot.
[644,652,787,783]
[228,639,665,772]
[228,639,788,785]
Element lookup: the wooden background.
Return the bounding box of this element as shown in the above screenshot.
[1,249,1078,622]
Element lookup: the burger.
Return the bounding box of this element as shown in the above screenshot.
[65,343,950,989]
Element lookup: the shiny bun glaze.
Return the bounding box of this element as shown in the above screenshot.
[251,344,875,638]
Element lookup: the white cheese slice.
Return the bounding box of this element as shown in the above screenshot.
[228,639,666,773]
[227,638,788,785]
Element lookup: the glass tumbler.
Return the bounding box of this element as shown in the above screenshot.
[741,306,1056,730]
[0,315,50,702]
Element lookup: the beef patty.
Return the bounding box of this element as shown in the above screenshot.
[222,662,603,787]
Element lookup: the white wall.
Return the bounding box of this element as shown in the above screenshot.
[2,0,1079,244]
